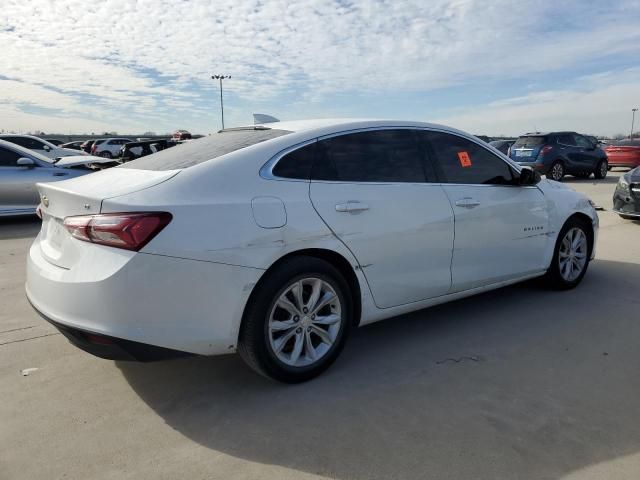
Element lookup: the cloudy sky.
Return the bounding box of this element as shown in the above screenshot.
[1,0,639,136]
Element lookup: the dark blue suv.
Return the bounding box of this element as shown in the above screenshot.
[509,132,608,181]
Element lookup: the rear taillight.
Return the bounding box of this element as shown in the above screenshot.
[64,212,172,251]
[538,145,553,158]
[91,145,97,153]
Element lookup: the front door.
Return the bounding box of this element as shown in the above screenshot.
[309,129,455,308]
[420,130,550,292]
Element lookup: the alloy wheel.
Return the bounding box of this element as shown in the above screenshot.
[558,227,588,282]
[268,277,342,367]
[550,163,564,181]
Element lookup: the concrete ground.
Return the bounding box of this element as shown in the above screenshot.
[1,171,639,480]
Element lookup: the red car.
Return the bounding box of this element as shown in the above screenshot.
[604,140,640,169]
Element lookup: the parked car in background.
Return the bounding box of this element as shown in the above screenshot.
[604,139,640,169]
[0,139,113,216]
[474,135,491,143]
[172,130,192,141]
[26,119,598,382]
[0,135,88,159]
[489,139,515,155]
[120,139,169,162]
[509,132,608,181]
[60,141,85,150]
[91,138,133,158]
[45,139,64,146]
[613,167,640,220]
[80,140,95,153]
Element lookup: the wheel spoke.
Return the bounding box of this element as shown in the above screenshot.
[306,279,322,311]
[313,313,341,326]
[304,330,317,361]
[572,230,584,249]
[289,332,304,364]
[277,296,300,316]
[292,281,305,312]
[311,325,333,345]
[311,291,335,315]
[274,329,296,353]
[271,320,295,332]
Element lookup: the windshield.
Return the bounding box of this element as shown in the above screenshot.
[0,140,53,163]
[513,136,547,147]
[121,128,292,171]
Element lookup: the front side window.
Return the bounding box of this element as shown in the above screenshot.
[421,131,514,185]
[0,147,22,167]
[313,129,426,183]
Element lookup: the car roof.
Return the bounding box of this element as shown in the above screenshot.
[252,118,471,139]
[520,131,576,136]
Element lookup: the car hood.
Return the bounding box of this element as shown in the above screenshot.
[54,155,115,167]
[625,166,640,182]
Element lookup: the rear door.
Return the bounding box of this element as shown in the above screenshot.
[421,130,550,292]
[309,129,454,308]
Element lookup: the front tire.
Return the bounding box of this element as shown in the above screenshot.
[99,151,112,159]
[548,161,565,181]
[545,217,592,290]
[594,159,608,179]
[238,257,352,383]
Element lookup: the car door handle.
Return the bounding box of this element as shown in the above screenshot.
[455,197,480,208]
[335,201,369,213]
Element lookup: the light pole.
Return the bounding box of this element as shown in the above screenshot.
[211,75,231,130]
[631,108,638,139]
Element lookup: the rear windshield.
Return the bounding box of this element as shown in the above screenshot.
[121,128,292,170]
[611,139,640,147]
[513,136,547,147]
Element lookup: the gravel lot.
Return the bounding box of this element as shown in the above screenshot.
[1,171,639,480]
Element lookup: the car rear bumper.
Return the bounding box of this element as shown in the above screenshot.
[29,297,190,361]
[26,235,264,357]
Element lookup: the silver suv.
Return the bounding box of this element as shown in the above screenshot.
[92,138,133,158]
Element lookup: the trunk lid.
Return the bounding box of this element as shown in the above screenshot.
[36,168,179,269]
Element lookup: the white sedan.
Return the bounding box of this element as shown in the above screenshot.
[26,119,598,382]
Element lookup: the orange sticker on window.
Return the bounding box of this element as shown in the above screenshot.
[458,151,472,167]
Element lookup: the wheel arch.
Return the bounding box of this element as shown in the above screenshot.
[560,212,595,255]
[241,248,363,331]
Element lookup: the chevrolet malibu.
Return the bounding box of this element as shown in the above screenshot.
[26,119,599,382]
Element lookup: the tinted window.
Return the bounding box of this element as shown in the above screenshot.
[122,128,291,170]
[0,147,22,167]
[573,134,592,148]
[313,130,426,183]
[513,136,546,147]
[557,134,576,146]
[273,142,316,179]
[422,131,514,185]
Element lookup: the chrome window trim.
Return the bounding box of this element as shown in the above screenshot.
[260,125,524,184]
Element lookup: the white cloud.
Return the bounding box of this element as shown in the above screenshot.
[0,0,639,133]
[435,68,640,137]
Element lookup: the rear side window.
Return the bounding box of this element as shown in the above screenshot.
[421,131,514,185]
[557,134,576,146]
[0,147,22,167]
[513,136,546,147]
[272,142,316,180]
[122,128,291,171]
[313,130,427,183]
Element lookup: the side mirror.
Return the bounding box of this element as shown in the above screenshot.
[518,166,540,185]
[17,157,36,168]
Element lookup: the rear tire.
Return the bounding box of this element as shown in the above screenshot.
[594,159,608,179]
[544,217,592,290]
[238,257,353,383]
[548,161,565,181]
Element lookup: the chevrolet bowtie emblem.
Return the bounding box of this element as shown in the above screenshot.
[42,196,49,207]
